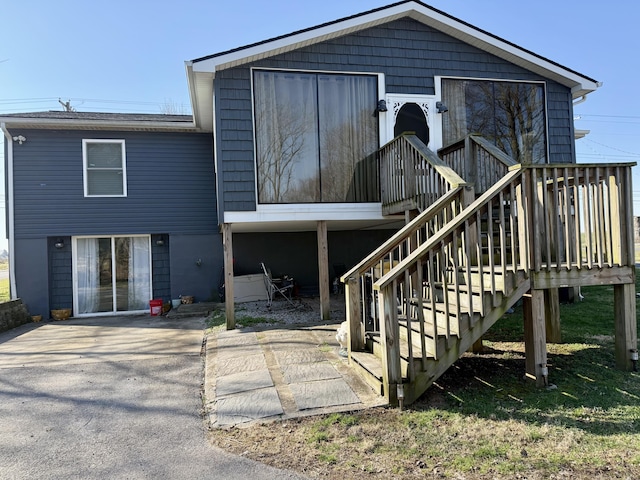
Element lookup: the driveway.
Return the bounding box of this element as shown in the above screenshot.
[0,315,306,480]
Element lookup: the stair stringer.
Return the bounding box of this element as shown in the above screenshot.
[401,275,531,405]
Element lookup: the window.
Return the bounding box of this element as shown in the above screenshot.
[441,79,547,164]
[253,70,379,204]
[74,235,151,314]
[83,139,127,196]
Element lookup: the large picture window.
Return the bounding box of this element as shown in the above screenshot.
[253,70,379,203]
[441,79,547,164]
[83,139,127,197]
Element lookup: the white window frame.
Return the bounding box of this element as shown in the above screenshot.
[82,139,128,197]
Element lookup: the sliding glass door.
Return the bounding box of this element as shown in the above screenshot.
[74,235,151,315]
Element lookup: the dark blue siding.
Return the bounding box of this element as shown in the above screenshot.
[215,17,577,212]
[151,234,171,302]
[11,130,222,316]
[12,130,216,238]
[48,236,72,311]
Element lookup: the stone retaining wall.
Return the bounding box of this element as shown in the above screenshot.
[0,299,32,333]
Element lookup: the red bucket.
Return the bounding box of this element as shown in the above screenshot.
[149,299,163,316]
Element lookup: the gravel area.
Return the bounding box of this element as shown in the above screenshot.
[233,294,346,327]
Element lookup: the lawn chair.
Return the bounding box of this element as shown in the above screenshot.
[260,262,296,308]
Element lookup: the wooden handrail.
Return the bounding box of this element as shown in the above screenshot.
[374,167,524,290]
[438,134,518,194]
[379,134,470,214]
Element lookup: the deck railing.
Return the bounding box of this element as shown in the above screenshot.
[439,134,518,194]
[372,162,635,402]
[342,134,471,352]
[525,164,635,272]
[379,134,468,214]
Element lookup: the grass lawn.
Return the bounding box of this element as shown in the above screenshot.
[0,277,8,303]
[210,276,640,479]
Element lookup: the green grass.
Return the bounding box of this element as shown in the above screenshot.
[0,278,9,303]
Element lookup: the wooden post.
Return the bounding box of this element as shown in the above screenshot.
[379,281,401,405]
[614,283,637,370]
[221,223,235,330]
[544,288,561,343]
[471,338,484,353]
[523,289,548,387]
[345,276,364,355]
[317,221,331,321]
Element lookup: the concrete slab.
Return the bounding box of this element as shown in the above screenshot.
[204,321,388,429]
[215,387,284,426]
[289,378,361,410]
[216,353,267,377]
[280,362,341,384]
[216,368,274,397]
[0,316,205,368]
[275,348,326,366]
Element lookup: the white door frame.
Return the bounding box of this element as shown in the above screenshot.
[72,234,153,317]
[385,93,443,151]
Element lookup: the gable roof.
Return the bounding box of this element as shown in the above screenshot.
[186,1,599,130]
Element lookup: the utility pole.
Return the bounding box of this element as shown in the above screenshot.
[58,98,76,112]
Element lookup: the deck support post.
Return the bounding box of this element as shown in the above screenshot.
[523,289,548,387]
[345,276,364,355]
[221,223,235,330]
[379,281,401,405]
[317,221,331,321]
[544,288,561,343]
[614,282,637,371]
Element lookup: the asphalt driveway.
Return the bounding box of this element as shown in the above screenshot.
[0,315,306,480]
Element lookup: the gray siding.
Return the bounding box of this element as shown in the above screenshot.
[215,17,577,214]
[11,130,216,238]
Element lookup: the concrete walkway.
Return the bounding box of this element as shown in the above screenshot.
[0,314,306,479]
[205,323,386,428]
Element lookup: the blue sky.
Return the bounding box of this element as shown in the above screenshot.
[1,0,639,250]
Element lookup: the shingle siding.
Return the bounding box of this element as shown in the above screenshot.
[215,17,576,213]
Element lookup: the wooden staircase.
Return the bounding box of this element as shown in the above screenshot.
[342,134,637,406]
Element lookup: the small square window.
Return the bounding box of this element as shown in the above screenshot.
[83,139,127,197]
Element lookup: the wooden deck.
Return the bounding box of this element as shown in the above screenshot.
[343,134,637,405]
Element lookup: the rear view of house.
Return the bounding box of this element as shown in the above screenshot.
[2,0,635,405]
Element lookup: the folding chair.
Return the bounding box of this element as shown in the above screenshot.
[260,262,296,308]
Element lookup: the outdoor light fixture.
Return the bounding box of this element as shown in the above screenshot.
[54,238,64,249]
[12,135,26,145]
[631,349,638,371]
[436,101,449,114]
[156,239,165,246]
[375,99,388,113]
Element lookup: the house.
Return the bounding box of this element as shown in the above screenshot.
[1,1,635,404]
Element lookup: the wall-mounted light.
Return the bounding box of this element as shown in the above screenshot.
[195,258,202,267]
[436,101,448,114]
[375,99,388,113]
[156,239,165,246]
[54,238,64,249]
[12,135,26,145]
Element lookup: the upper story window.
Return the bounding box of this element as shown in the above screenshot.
[82,139,127,197]
[253,69,380,204]
[441,78,547,164]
